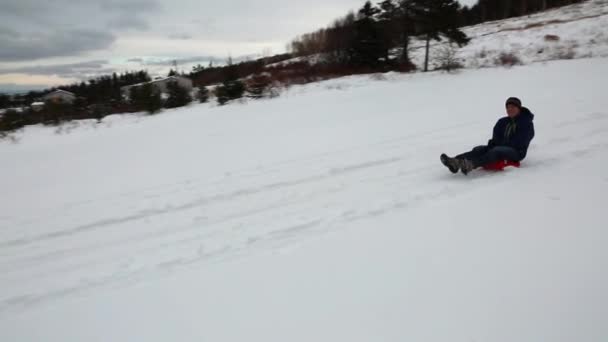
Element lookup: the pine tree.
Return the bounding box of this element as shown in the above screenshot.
[165,81,192,108]
[144,84,163,114]
[410,0,470,72]
[382,0,416,67]
[0,94,10,109]
[350,1,387,67]
[130,84,162,114]
[377,0,402,53]
[216,62,245,105]
[197,86,210,103]
[192,64,205,73]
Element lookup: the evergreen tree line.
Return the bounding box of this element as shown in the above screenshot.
[1,64,275,135]
[470,0,584,24]
[189,53,291,88]
[290,0,471,70]
[128,61,273,115]
[0,71,151,109]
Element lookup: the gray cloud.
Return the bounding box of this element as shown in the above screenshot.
[0,0,383,85]
[0,28,115,61]
[142,56,227,66]
[0,1,161,35]
[2,60,108,75]
[108,15,150,31]
[99,0,161,13]
[101,0,161,31]
[0,83,48,94]
[0,27,17,38]
[0,1,51,17]
[168,33,193,40]
[0,60,117,81]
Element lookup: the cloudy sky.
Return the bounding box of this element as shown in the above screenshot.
[0,0,477,93]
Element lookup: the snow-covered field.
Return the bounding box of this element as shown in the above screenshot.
[1,57,608,341]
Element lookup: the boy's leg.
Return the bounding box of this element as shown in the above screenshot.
[456,145,489,160]
[470,146,521,168]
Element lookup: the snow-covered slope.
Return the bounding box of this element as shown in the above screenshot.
[1,57,607,341]
[272,0,608,70]
[412,0,608,68]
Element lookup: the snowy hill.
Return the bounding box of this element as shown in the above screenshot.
[413,0,608,68]
[270,0,608,70]
[1,54,607,341]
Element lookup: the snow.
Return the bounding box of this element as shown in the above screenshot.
[411,0,608,69]
[1,55,608,341]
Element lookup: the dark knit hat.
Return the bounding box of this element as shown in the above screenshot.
[506,97,522,108]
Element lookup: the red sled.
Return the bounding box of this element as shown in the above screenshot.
[483,160,521,171]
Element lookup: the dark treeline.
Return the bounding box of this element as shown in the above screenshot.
[1,71,151,109]
[189,53,292,87]
[0,71,156,133]
[1,54,292,109]
[58,71,151,104]
[471,0,585,24]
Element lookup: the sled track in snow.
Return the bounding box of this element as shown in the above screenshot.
[1,109,607,316]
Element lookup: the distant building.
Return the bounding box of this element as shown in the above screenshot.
[120,76,193,98]
[31,102,45,112]
[42,90,76,104]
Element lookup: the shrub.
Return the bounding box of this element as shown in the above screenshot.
[436,44,464,72]
[246,74,273,99]
[0,109,26,132]
[495,52,522,67]
[197,87,210,103]
[164,81,192,109]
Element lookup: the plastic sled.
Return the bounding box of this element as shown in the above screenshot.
[482,160,521,171]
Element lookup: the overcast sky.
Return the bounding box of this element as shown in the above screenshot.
[0,0,478,93]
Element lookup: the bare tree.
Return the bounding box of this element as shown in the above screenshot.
[436,43,463,72]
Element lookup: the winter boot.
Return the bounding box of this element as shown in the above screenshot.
[460,159,475,175]
[440,154,460,174]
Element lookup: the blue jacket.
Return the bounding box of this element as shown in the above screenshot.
[488,107,535,159]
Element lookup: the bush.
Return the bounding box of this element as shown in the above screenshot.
[164,81,192,109]
[197,87,210,103]
[89,103,111,122]
[495,52,522,67]
[552,46,576,60]
[436,44,464,72]
[246,74,273,99]
[216,63,246,105]
[0,109,26,132]
[130,83,162,114]
[42,101,73,125]
[216,80,245,105]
